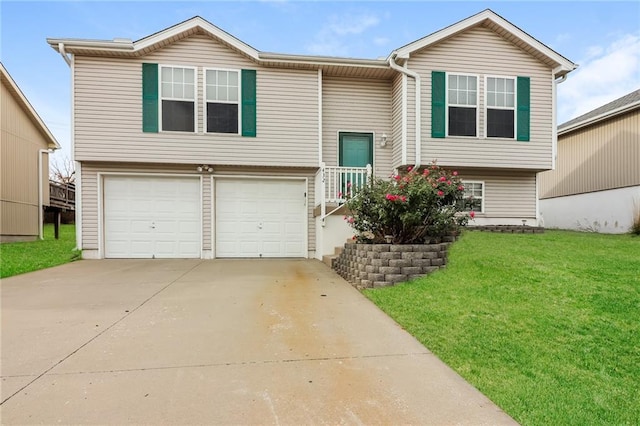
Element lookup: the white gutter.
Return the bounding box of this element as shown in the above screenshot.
[551,67,570,170]
[389,53,421,169]
[57,43,72,66]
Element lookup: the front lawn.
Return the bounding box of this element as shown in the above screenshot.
[0,224,79,278]
[365,230,639,425]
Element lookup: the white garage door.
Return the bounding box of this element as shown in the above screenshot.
[104,176,201,258]
[216,179,306,258]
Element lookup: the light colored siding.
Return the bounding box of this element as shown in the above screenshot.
[0,80,49,237]
[410,26,553,170]
[539,110,640,199]
[457,168,537,218]
[79,162,315,253]
[406,78,416,164]
[321,77,393,178]
[74,34,318,167]
[391,74,404,168]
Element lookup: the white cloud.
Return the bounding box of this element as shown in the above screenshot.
[306,12,380,57]
[558,32,640,123]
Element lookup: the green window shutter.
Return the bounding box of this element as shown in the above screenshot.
[142,63,159,133]
[431,71,446,138]
[241,69,257,137]
[517,76,530,141]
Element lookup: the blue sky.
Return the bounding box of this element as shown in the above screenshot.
[2,1,639,163]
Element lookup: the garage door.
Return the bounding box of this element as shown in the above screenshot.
[104,176,201,258]
[216,179,306,257]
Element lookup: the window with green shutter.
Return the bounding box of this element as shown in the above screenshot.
[241,69,257,137]
[431,71,446,138]
[516,76,530,141]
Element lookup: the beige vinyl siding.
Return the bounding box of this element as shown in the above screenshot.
[539,110,640,199]
[74,34,318,167]
[457,168,537,218]
[79,162,316,253]
[405,78,416,164]
[321,77,393,178]
[410,26,553,170]
[391,74,404,168]
[0,81,50,237]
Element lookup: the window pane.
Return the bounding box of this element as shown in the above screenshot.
[468,77,477,90]
[506,93,515,108]
[174,84,183,99]
[459,77,467,90]
[219,71,227,85]
[228,71,238,86]
[207,70,216,85]
[468,92,477,105]
[448,106,476,137]
[161,68,172,82]
[207,102,239,133]
[487,78,495,91]
[496,93,505,107]
[228,87,238,102]
[184,83,194,100]
[206,86,216,100]
[161,82,172,98]
[497,78,504,92]
[487,92,496,107]
[174,68,183,84]
[184,68,194,84]
[448,90,457,104]
[162,100,194,132]
[218,87,228,102]
[449,75,457,89]
[506,79,514,92]
[487,108,514,138]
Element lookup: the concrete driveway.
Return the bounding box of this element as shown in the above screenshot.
[1,259,516,425]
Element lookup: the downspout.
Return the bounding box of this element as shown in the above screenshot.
[389,52,421,169]
[58,43,72,66]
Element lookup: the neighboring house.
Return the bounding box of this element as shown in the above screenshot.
[539,89,640,233]
[47,9,576,259]
[1,63,60,242]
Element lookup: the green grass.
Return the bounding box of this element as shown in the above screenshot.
[0,224,80,278]
[364,230,640,425]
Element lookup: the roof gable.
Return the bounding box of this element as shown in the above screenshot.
[559,89,640,135]
[0,63,60,150]
[392,9,576,78]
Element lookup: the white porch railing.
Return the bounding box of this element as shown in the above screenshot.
[316,163,372,224]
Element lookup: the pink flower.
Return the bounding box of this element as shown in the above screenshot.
[447,180,452,185]
[394,174,401,181]
[338,191,343,198]
[407,166,413,172]
[469,211,475,219]
[352,235,357,240]
[458,185,464,191]
[346,182,352,188]
[423,169,430,176]
[437,190,444,197]
[453,171,458,176]
[400,196,407,202]
[347,217,354,224]
[385,193,397,201]
[438,176,447,182]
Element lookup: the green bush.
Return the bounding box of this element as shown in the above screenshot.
[345,162,474,244]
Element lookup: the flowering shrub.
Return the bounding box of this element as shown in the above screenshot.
[344,162,473,244]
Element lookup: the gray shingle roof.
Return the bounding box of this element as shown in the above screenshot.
[559,89,640,131]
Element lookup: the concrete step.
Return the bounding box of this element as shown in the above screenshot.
[334,246,343,256]
[322,254,338,268]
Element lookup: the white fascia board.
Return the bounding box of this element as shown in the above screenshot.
[260,52,387,67]
[134,17,260,59]
[394,10,576,75]
[0,63,61,149]
[47,38,134,52]
[558,101,640,136]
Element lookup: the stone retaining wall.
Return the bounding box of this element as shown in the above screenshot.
[468,225,545,233]
[333,241,453,289]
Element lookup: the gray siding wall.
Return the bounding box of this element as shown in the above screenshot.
[321,77,393,178]
[80,162,315,253]
[539,110,640,199]
[408,26,554,170]
[74,34,319,167]
[457,168,537,218]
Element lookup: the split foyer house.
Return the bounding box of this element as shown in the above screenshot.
[539,89,640,233]
[1,63,60,242]
[47,9,576,259]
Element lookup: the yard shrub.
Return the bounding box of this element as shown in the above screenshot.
[344,162,473,244]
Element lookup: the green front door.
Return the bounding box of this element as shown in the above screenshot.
[339,132,373,167]
[338,133,373,197]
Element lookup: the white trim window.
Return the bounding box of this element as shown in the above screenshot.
[160,65,196,132]
[447,74,478,137]
[205,68,240,134]
[459,180,484,213]
[486,76,516,138]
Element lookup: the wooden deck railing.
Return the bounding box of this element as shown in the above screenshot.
[49,181,75,211]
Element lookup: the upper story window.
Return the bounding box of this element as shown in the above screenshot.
[486,77,515,138]
[160,66,196,132]
[205,69,239,134]
[447,74,478,137]
[458,181,484,213]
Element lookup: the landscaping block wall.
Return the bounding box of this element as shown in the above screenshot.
[333,240,454,289]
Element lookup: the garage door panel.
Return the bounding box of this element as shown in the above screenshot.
[104,176,201,258]
[216,179,306,258]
